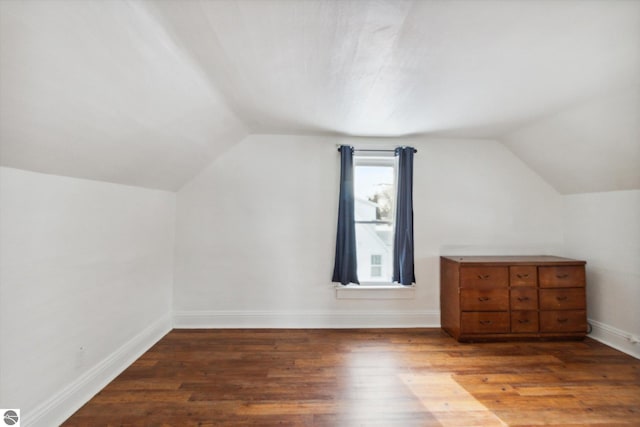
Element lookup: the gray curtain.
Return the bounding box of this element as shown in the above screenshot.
[393,147,416,286]
[332,145,359,285]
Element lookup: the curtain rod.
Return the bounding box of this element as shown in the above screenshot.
[336,147,418,153]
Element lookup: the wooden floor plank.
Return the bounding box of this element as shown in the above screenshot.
[62,329,640,426]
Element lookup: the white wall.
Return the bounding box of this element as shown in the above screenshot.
[0,167,176,425]
[173,134,563,327]
[562,190,640,357]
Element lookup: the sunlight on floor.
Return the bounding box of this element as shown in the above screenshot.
[400,372,508,426]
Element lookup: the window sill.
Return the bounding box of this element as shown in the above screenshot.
[335,284,415,299]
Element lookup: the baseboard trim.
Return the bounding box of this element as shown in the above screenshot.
[173,310,440,329]
[25,314,173,427]
[588,318,640,359]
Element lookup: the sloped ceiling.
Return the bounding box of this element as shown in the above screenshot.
[1,0,638,192]
[0,0,247,191]
[504,86,640,194]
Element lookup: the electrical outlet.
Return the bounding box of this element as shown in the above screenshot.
[75,346,86,370]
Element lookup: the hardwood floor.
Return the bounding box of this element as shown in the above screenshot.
[63,329,640,426]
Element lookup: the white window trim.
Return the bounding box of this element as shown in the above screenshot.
[334,283,415,300]
[353,154,398,284]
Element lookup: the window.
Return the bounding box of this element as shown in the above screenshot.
[333,145,416,290]
[370,254,382,277]
[353,155,397,283]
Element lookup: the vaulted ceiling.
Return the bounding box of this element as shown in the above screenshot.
[1,0,638,192]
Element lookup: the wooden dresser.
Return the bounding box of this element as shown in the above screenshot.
[440,256,587,341]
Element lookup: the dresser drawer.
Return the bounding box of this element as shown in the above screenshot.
[539,288,586,310]
[539,266,585,288]
[540,310,587,332]
[510,288,538,310]
[510,266,537,287]
[460,267,508,288]
[461,289,509,311]
[461,312,509,334]
[511,311,539,333]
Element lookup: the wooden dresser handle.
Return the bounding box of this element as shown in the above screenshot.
[518,319,530,324]
[478,296,490,302]
[517,297,529,302]
[516,273,529,279]
[557,318,569,323]
[477,274,490,279]
[556,273,569,279]
[479,320,493,325]
[556,296,568,301]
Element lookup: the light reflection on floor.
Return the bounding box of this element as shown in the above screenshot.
[399,372,508,426]
[343,348,508,425]
[337,349,438,424]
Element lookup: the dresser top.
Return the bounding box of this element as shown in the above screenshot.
[441,255,586,266]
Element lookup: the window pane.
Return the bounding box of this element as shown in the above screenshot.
[355,223,392,282]
[354,165,395,222]
[354,158,396,282]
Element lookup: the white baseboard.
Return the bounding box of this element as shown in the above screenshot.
[173,310,440,329]
[588,318,640,359]
[25,314,173,427]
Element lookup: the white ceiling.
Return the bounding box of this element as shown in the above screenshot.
[1,0,639,191]
[504,86,640,194]
[0,0,247,190]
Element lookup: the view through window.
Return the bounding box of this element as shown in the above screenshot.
[353,156,397,283]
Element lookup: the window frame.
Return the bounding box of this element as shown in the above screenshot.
[353,153,399,286]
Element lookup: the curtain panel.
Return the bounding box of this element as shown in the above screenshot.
[393,147,416,286]
[332,145,359,285]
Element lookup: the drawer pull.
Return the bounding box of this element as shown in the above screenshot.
[556,296,568,301]
[556,273,569,279]
[518,319,530,324]
[516,273,530,279]
[478,296,490,302]
[479,320,493,325]
[517,297,530,302]
[557,318,569,323]
[477,274,490,280]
